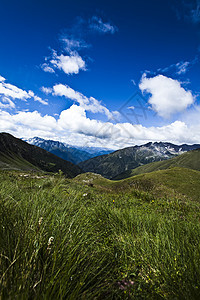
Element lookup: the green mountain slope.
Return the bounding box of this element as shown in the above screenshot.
[0,133,81,177]
[114,148,200,180]
[122,167,200,202]
[0,151,39,171]
[74,167,200,202]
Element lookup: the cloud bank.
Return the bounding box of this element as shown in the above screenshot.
[1,102,200,149]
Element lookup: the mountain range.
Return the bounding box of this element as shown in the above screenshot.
[78,142,200,179]
[24,137,113,164]
[1,133,200,181]
[114,147,200,180]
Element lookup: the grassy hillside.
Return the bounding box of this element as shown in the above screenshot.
[74,167,200,202]
[0,133,81,177]
[114,148,200,180]
[0,151,40,171]
[1,169,200,299]
[122,167,200,202]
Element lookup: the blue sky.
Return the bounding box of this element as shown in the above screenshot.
[0,0,200,149]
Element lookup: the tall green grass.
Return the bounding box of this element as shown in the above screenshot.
[0,171,200,299]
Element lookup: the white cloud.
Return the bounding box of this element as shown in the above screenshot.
[41,16,117,76]
[52,83,117,119]
[0,110,58,137]
[89,16,117,34]
[42,50,86,76]
[50,51,86,75]
[0,75,48,108]
[0,81,31,100]
[139,74,195,118]
[33,95,48,105]
[41,87,53,94]
[41,63,55,73]
[176,61,190,75]
[61,37,89,52]
[0,97,15,109]
[2,104,200,149]
[13,111,56,130]
[0,76,6,82]
[58,105,106,137]
[158,57,198,75]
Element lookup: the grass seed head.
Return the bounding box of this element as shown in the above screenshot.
[38,217,43,227]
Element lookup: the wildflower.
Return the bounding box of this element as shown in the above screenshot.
[117,279,134,291]
[113,199,115,204]
[83,193,88,197]
[47,236,54,251]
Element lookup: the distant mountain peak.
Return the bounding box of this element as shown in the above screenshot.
[0,133,81,176]
[23,137,113,165]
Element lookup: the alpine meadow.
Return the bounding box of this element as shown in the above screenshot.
[1,0,200,299]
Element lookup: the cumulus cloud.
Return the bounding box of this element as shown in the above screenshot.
[52,83,117,119]
[89,16,117,34]
[42,50,86,76]
[50,51,86,75]
[139,74,195,118]
[58,105,107,137]
[0,110,57,135]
